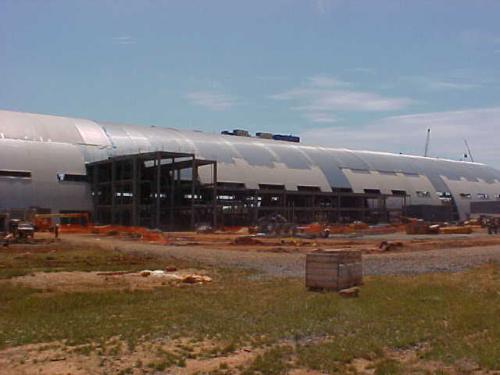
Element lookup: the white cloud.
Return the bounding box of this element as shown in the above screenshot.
[426,81,481,90]
[299,107,500,168]
[403,76,482,91]
[302,112,338,124]
[185,91,237,111]
[272,76,413,123]
[347,67,375,74]
[308,75,351,88]
[291,90,413,112]
[112,35,137,45]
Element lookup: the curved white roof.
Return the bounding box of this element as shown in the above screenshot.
[1,109,499,219]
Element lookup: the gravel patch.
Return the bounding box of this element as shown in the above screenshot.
[67,235,500,278]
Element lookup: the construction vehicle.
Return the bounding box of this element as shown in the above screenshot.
[31,212,90,232]
[2,219,35,246]
[481,216,500,235]
[254,214,296,236]
[294,222,331,238]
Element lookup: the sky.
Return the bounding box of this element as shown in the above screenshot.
[1,0,500,168]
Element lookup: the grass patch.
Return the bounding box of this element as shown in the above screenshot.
[0,240,192,279]
[374,359,402,375]
[0,243,499,372]
[242,346,292,375]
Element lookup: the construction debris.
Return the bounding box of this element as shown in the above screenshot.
[405,220,440,235]
[483,217,500,235]
[9,269,213,293]
[195,223,214,234]
[254,214,296,236]
[182,274,213,284]
[339,286,360,298]
[439,226,473,235]
[137,270,212,284]
[232,236,263,246]
[295,223,330,239]
[378,241,404,252]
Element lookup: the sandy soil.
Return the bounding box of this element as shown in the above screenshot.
[5,269,212,293]
[0,337,327,375]
[159,230,500,255]
[2,337,497,375]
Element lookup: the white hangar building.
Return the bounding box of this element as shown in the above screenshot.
[1,110,499,229]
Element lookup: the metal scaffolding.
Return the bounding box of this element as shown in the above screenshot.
[87,151,217,230]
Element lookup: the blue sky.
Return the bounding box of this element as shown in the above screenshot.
[1,0,500,167]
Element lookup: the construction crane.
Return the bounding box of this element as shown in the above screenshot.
[464,139,475,162]
[424,128,431,157]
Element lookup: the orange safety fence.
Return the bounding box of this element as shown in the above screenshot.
[58,224,92,234]
[220,226,246,233]
[328,223,403,235]
[50,224,170,244]
[90,225,170,244]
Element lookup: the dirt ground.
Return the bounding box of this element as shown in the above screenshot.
[1,337,496,375]
[156,229,500,254]
[0,337,263,375]
[6,269,212,293]
[2,231,500,374]
[56,232,500,278]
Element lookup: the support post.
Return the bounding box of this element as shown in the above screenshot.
[91,165,99,223]
[361,197,366,223]
[190,156,198,229]
[156,153,161,229]
[283,191,287,221]
[132,157,138,226]
[312,192,316,223]
[383,196,388,222]
[253,192,259,224]
[169,157,175,230]
[212,162,218,228]
[337,193,341,223]
[111,161,117,224]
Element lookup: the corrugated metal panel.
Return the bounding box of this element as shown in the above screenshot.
[329,149,371,170]
[0,110,84,144]
[2,109,500,220]
[231,143,277,167]
[0,139,92,211]
[441,176,500,220]
[74,119,111,146]
[269,144,312,170]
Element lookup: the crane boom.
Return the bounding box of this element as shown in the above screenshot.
[424,128,431,157]
[464,139,475,162]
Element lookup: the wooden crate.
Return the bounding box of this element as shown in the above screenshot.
[305,250,362,291]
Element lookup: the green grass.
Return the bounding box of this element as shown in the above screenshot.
[0,242,499,373]
[0,240,193,279]
[374,359,402,375]
[242,346,293,375]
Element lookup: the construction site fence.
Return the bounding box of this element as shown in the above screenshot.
[56,224,169,244]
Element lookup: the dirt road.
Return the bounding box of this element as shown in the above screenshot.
[65,234,500,278]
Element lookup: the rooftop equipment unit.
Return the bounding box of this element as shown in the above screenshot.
[233,129,250,137]
[256,132,273,139]
[272,134,300,143]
